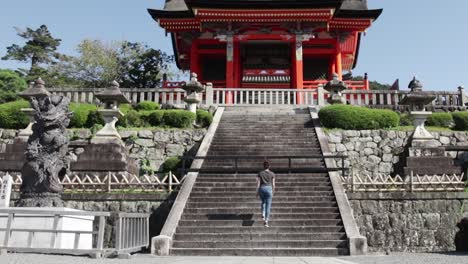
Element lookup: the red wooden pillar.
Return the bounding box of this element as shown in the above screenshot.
[225,35,234,104]
[329,58,336,80]
[335,40,343,80]
[190,39,200,77]
[292,34,304,104]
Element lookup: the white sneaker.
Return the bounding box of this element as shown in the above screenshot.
[264,221,269,227]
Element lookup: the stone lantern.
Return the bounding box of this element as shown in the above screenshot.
[399,76,436,143]
[17,79,51,141]
[399,77,461,175]
[182,73,205,113]
[324,73,347,104]
[91,80,131,145]
[71,81,137,175]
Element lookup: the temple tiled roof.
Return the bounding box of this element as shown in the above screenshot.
[161,0,369,11]
[163,0,189,11]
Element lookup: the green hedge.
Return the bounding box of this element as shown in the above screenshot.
[163,110,196,128]
[147,111,165,127]
[426,112,453,128]
[399,113,414,126]
[0,100,30,129]
[452,112,468,131]
[319,105,400,130]
[162,157,182,174]
[70,103,99,128]
[196,110,213,128]
[135,101,160,111]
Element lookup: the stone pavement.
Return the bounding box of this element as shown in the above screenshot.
[2,253,468,264]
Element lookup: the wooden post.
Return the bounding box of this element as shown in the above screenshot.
[317,85,325,106]
[169,171,173,192]
[225,35,235,104]
[205,82,213,106]
[410,171,414,193]
[458,86,467,106]
[107,172,111,193]
[293,34,304,104]
[364,73,370,90]
[336,51,343,81]
[190,39,199,79]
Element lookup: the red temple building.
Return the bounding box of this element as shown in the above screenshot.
[148,0,382,91]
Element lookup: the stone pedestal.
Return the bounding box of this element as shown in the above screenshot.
[185,93,202,114]
[0,139,27,172]
[404,147,462,175]
[0,208,93,249]
[17,108,35,142]
[411,111,434,142]
[70,144,138,175]
[91,109,123,145]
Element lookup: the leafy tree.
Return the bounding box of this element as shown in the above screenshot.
[1,25,62,82]
[120,42,173,88]
[54,40,174,88]
[352,76,391,90]
[0,69,27,103]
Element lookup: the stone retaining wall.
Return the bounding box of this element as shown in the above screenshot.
[349,193,468,253]
[326,130,468,176]
[0,128,206,173]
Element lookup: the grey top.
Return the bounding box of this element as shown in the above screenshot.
[258,169,275,186]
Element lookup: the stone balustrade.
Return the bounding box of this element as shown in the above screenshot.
[47,86,467,110]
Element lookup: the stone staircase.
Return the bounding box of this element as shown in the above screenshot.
[170,107,349,256]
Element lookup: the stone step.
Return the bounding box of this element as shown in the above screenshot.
[195,178,331,183]
[174,232,347,242]
[189,191,336,198]
[171,247,349,256]
[186,201,338,209]
[176,226,345,234]
[191,186,333,192]
[178,219,343,227]
[183,207,340,215]
[194,182,332,188]
[188,196,335,203]
[181,213,341,221]
[172,240,347,249]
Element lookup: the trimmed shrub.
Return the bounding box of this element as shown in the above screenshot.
[0,100,30,129]
[147,111,165,127]
[197,110,213,128]
[135,101,160,111]
[426,112,453,128]
[400,113,414,126]
[126,110,146,127]
[119,103,133,114]
[318,105,399,130]
[70,103,98,128]
[162,157,182,174]
[453,111,468,131]
[85,110,105,128]
[163,110,196,128]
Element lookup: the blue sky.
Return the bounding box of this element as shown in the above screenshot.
[0,0,467,90]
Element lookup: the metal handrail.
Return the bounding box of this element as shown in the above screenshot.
[181,155,348,176]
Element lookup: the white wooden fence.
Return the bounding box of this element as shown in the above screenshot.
[47,86,468,108]
[0,172,184,193]
[342,171,466,192]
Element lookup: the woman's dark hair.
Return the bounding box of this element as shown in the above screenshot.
[263,161,270,169]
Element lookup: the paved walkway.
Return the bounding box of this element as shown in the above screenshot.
[2,253,468,264]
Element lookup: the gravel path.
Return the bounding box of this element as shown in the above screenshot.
[1,253,468,264]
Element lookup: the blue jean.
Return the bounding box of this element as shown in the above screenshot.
[259,185,273,221]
